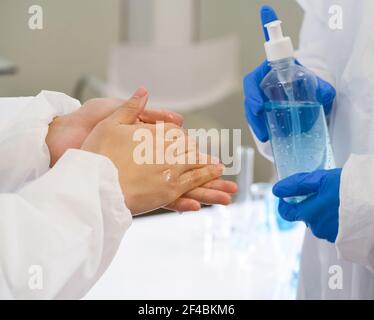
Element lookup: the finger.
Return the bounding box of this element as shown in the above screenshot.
[163,135,199,167]
[278,195,319,224]
[243,61,270,116]
[202,179,238,193]
[166,136,199,163]
[245,103,269,143]
[164,127,194,145]
[273,171,325,198]
[184,188,232,206]
[317,78,336,115]
[83,97,123,109]
[82,98,183,127]
[81,98,120,114]
[164,198,201,212]
[79,98,123,130]
[105,87,148,125]
[260,5,279,41]
[178,164,225,195]
[243,61,271,143]
[139,109,184,126]
[278,199,302,222]
[175,152,220,173]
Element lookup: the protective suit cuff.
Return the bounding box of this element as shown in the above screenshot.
[62,148,132,229]
[29,91,82,172]
[0,91,82,191]
[336,155,374,272]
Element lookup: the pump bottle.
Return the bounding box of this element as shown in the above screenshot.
[260,21,335,202]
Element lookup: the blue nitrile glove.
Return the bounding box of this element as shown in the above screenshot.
[243,5,336,142]
[273,169,342,243]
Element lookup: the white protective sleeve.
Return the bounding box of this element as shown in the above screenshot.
[0,91,80,192]
[254,0,336,162]
[0,92,132,299]
[336,155,374,272]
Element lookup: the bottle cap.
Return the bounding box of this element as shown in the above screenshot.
[264,20,294,62]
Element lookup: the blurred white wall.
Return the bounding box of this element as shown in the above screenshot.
[0,0,120,96]
[0,0,303,182]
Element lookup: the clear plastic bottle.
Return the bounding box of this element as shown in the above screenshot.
[260,21,335,203]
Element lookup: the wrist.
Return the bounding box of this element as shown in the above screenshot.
[46,112,90,167]
[46,116,63,167]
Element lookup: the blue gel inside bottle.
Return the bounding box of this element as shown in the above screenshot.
[265,101,335,203]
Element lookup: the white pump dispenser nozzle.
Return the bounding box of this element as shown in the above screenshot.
[264,20,294,62]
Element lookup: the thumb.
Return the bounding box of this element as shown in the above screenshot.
[260,5,279,41]
[317,78,336,115]
[106,87,148,125]
[273,170,326,198]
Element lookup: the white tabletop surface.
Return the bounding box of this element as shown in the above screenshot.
[85,202,305,300]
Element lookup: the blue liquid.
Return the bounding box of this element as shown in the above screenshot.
[265,102,335,203]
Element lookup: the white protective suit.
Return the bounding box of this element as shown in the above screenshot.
[256,0,374,299]
[0,91,132,299]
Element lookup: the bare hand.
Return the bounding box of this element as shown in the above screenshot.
[81,88,227,215]
[46,93,237,212]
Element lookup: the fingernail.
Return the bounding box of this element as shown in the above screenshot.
[167,112,184,126]
[216,164,225,173]
[192,203,201,211]
[227,195,232,204]
[133,87,148,99]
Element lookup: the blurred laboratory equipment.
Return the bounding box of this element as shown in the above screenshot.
[75,0,240,113]
[205,147,254,262]
[0,56,16,75]
[235,146,254,203]
[199,146,304,299]
[230,147,255,248]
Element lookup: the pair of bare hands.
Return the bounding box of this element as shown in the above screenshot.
[46,88,237,214]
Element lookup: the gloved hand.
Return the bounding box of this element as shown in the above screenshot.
[273,169,342,243]
[243,5,336,142]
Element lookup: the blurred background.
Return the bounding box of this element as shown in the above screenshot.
[0,0,309,300]
[0,0,303,183]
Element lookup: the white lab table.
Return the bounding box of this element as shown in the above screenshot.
[85,202,305,300]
